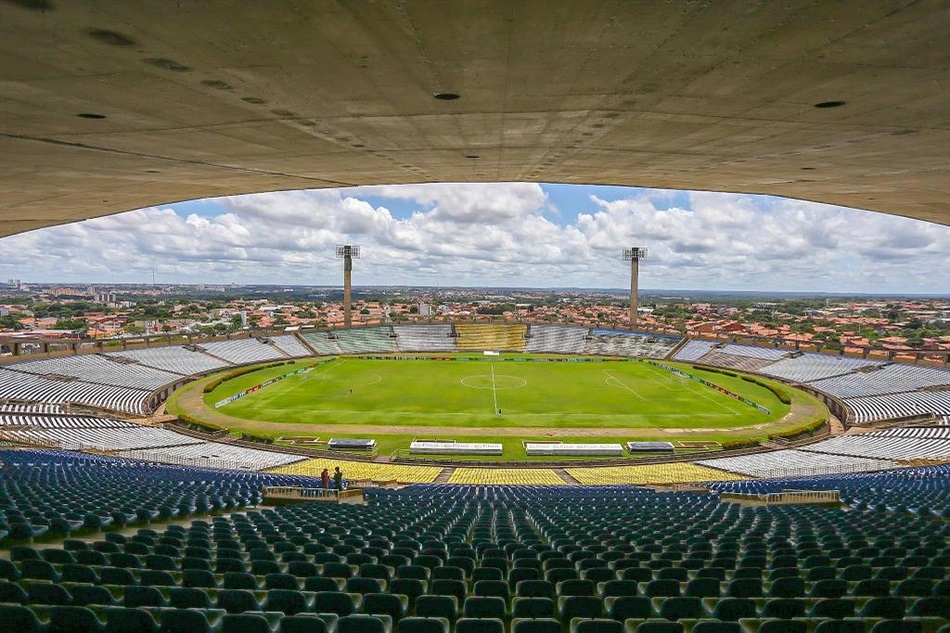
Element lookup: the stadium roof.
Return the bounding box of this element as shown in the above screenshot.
[1,0,947,239]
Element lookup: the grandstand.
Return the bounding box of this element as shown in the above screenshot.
[107,345,231,375]
[585,330,680,358]
[698,449,901,478]
[333,327,397,354]
[799,426,950,461]
[299,331,343,355]
[118,442,308,472]
[0,368,150,415]
[524,324,589,354]
[271,458,443,484]
[455,323,527,351]
[758,354,884,383]
[268,335,313,358]
[2,460,947,632]
[447,467,565,485]
[0,414,205,452]
[567,463,746,485]
[7,355,182,390]
[393,324,457,352]
[672,339,717,362]
[201,339,288,365]
[808,364,950,399]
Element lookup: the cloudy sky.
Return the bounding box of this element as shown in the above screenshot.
[1,183,948,294]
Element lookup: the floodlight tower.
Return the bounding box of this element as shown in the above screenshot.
[336,245,361,327]
[622,247,648,331]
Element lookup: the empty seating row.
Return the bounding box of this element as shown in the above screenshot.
[107,346,231,375]
[525,326,590,354]
[0,368,149,415]
[333,328,397,355]
[202,340,288,365]
[393,325,457,352]
[8,354,182,390]
[697,451,899,479]
[455,325,527,352]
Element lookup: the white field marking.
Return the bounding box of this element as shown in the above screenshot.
[684,380,743,415]
[491,362,500,414]
[602,370,647,401]
[459,375,527,390]
[304,359,347,381]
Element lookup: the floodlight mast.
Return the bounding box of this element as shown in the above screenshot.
[622,247,648,331]
[335,245,361,327]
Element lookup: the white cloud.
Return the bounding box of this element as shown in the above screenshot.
[0,184,947,293]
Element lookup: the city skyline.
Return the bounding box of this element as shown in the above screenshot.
[1,183,947,294]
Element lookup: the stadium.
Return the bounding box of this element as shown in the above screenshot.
[1,2,949,633]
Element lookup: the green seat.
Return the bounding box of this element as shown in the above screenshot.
[103,607,160,633]
[158,608,215,633]
[430,579,465,604]
[572,619,624,633]
[690,622,741,633]
[182,569,218,588]
[169,587,212,609]
[812,621,864,633]
[860,597,906,620]
[396,617,449,633]
[313,591,360,617]
[518,581,555,599]
[560,596,603,620]
[809,599,856,619]
[49,605,105,633]
[768,577,805,598]
[513,598,556,619]
[512,618,561,633]
[710,598,756,622]
[388,579,426,609]
[337,615,391,633]
[868,622,924,633]
[305,577,346,593]
[908,597,950,618]
[810,580,848,599]
[98,568,136,586]
[0,580,29,603]
[224,572,260,590]
[266,589,314,616]
[123,585,167,608]
[762,599,806,619]
[346,578,384,595]
[217,589,263,614]
[463,597,506,620]
[415,596,457,623]
[280,615,338,633]
[852,580,891,597]
[0,604,45,633]
[221,613,273,633]
[607,596,654,621]
[22,560,61,582]
[645,580,681,598]
[455,618,505,633]
[71,584,116,606]
[628,621,683,633]
[138,571,176,587]
[686,578,721,599]
[360,593,407,622]
[27,581,73,606]
[657,597,705,621]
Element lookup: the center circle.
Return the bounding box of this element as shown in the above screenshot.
[460,374,528,390]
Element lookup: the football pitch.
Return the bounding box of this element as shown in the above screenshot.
[203,357,788,430]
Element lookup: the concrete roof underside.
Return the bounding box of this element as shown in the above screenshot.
[1,0,948,239]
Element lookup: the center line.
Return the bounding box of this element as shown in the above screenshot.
[491,363,500,414]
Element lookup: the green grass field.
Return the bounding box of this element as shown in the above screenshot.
[203,357,787,429]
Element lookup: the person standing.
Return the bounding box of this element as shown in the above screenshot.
[333,466,344,491]
[321,468,330,489]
